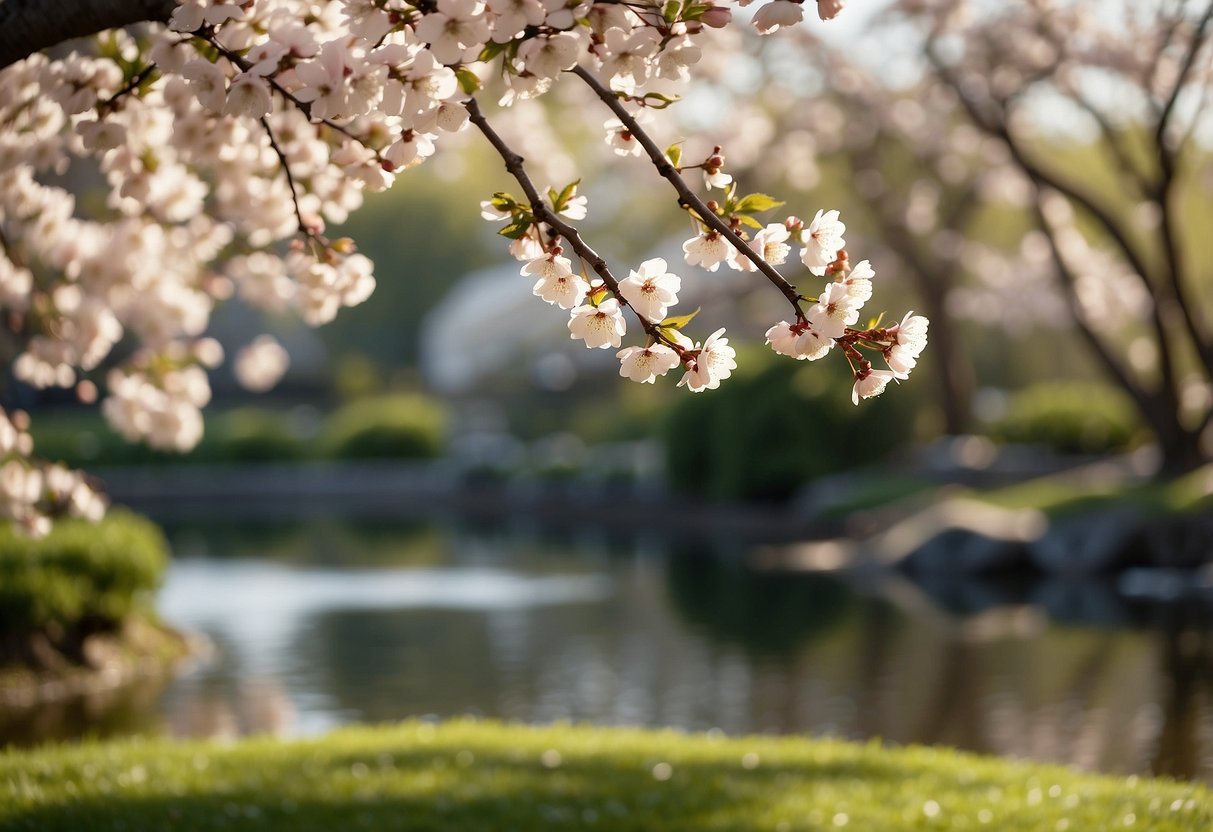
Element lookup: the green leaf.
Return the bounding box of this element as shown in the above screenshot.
[683,2,716,19]
[455,67,481,95]
[497,221,532,240]
[477,41,509,63]
[490,192,518,211]
[553,179,581,212]
[665,143,683,168]
[660,307,701,331]
[663,1,683,23]
[736,214,764,230]
[641,92,681,110]
[734,193,785,214]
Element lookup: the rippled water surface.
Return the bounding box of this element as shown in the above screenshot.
[6,519,1213,783]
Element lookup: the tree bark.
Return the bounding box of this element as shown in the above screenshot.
[0,0,175,69]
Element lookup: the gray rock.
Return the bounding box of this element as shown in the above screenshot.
[905,527,1031,575]
[1027,510,1148,575]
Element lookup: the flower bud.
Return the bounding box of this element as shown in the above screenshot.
[817,0,846,21]
[701,5,732,28]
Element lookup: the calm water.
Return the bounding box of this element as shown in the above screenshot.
[5,519,1213,783]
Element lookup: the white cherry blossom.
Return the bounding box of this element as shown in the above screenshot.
[617,344,680,383]
[618,258,681,322]
[525,254,590,309]
[682,232,729,272]
[234,335,290,392]
[754,0,805,35]
[678,328,736,392]
[887,311,930,377]
[801,208,846,275]
[414,0,492,66]
[569,298,627,349]
[729,222,790,272]
[852,368,897,404]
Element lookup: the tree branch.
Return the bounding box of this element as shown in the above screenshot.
[260,116,314,241]
[569,65,805,318]
[1153,0,1213,376]
[1156,0,1213,178]
[194,32,379,155]
[927,45,1185,405]
[0,0,175,69]
[1031,198,1164,429]
[464,97,679,352]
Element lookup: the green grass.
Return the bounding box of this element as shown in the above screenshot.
[972,464,1213,519]
[0,720,1208,831]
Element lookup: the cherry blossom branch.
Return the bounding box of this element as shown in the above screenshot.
[259,116,313,241]
[193,31,379,156]
[570,65,804,317]
[98,62,158,114]
[464,96,678,351]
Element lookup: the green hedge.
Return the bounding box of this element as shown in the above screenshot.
[320,394,447,460]
[664,356,917,502]
[30,395,450,467]
[992,381,1142,455]
[206,408,305,462]
[0,510,168,638]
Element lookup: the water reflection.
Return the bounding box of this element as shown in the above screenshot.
[4,518,1212,784]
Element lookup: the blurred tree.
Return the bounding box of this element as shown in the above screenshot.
[896,0,1213,474]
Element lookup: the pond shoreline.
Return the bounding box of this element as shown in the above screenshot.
[97,460,838,543]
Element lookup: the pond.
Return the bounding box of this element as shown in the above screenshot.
[4,517,1212,783]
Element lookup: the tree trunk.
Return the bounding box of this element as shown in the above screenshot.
[917,270,973,435]
[1137,391,1207,476]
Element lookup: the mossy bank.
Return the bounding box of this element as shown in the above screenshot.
[0,510,189,708]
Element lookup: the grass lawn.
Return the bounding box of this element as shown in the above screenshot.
[1,720,1209,831]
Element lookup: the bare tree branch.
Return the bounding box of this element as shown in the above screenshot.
[0,0,175,69]
[1157,0,1213,177]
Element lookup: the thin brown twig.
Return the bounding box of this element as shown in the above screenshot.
[569,65,805,318]
[259,116,313,239]
[195,31,379,155]
[97,62,158,114]
[464,97,682,354]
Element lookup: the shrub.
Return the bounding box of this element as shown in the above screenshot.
[320,394,447,460]
[209,408,305,462]
[992,381,1142,455]
[664,355,917,502]
[0,509,169,638]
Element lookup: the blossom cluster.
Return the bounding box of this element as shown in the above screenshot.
[0,408,106,537]
[0,0,922,531]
